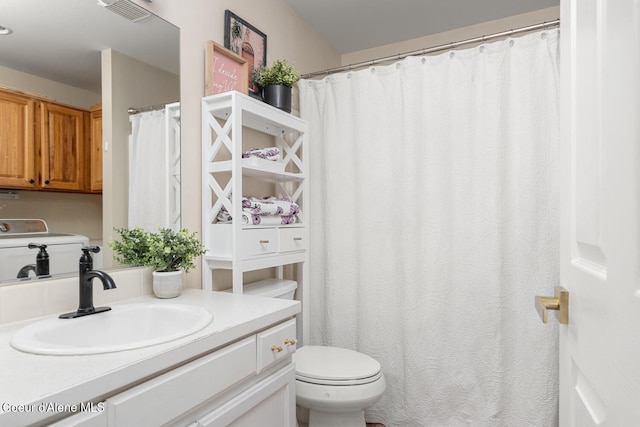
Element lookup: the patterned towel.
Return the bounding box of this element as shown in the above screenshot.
[245,213,297,225]
[216,209,297,225]
[242,196,300,216]
[242,147,281,161]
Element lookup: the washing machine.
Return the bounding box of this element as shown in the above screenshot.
[0,219,91,283]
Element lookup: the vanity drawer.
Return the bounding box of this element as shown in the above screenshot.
[49,409,106,427]
[278,227,307,252]
[239,228,278,258]
[106,336,256,426]
[256,318,297,373]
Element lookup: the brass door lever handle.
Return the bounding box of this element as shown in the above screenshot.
[535,286,569,324]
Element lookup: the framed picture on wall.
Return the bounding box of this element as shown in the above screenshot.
[224,9,267,98]
[204,41,249,96]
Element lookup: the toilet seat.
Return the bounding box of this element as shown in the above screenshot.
[294,346,382,386]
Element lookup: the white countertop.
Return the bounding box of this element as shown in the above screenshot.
[0,289,300,426]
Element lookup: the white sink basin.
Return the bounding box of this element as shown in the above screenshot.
[10,303,213,355]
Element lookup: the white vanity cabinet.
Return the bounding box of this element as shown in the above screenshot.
[202,91,309,344]
[49,410,106,427]
[194,364,295,426]
[0,290,300,427]
[50,318,298,427]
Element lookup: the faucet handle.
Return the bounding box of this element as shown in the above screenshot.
[80,246,101,269]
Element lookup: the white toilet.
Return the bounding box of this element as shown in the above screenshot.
[238,279,386,427]
[294,345,386,427]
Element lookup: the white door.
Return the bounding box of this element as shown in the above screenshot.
[559,0,640,425]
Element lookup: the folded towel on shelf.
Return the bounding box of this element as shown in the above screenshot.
[242,147,281,161]
[216,209,297,225]
[242,196,300,216]
[246,213,297,225]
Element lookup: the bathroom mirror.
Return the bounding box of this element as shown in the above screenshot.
[0,0,180,284]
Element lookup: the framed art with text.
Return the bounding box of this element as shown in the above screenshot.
[205,40,248,96]
[224,10,267,98]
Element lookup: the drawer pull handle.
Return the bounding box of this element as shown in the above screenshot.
[284,339,297,345]
[293,237,303,241]
[259,240,270,244]
[271,345,283,352]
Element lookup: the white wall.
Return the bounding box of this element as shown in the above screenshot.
[0,65,100,109]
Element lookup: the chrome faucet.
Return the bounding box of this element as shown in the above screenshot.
[59,246,117,319]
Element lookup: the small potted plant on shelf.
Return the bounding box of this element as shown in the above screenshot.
[110,227,207,298]
[254,59,300,113]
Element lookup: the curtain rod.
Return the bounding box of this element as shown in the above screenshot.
[301,19,560,79]
[128,102,176,115]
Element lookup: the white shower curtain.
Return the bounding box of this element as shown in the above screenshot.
[128,109,169,231]
[299,30,560,426]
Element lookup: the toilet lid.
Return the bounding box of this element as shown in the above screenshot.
[294,346,382,385]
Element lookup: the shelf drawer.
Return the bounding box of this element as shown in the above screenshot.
[106,336,256,426]
[278,227,307,253]
[239,228,278,258]
[256,318,297,373]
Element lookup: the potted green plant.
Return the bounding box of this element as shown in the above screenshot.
[254,59,300,113]
[110,227,207,298]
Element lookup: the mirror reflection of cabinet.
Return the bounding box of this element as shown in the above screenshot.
[39,101,86,191]
[0,90,36,189]
[0,0,179,284]
[88,104,102,193]
[0,88,101,194]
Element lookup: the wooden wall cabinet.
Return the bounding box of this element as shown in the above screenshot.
[39,101,87,191]
[0,90,36,189]
[0,88,101,193]
[88,105,102,193]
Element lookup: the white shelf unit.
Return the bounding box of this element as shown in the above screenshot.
[202,91,309,343]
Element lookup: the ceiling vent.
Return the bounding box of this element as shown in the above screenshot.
[97,0,152,22]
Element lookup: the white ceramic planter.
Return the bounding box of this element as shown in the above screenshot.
[152,270,184,299]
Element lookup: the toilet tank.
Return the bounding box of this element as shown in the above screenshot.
[226,278,297,299]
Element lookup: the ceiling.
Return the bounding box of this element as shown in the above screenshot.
[0,0,558,93]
